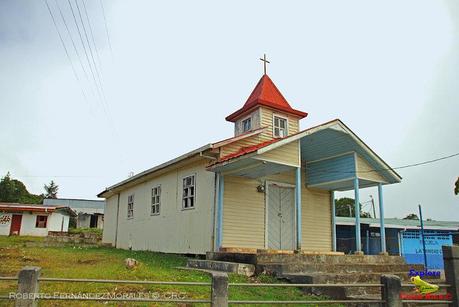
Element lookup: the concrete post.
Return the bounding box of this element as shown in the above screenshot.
[16,266,41,307]
[211,272,228,307]
[380,274,402,307]
[442,245,459,307]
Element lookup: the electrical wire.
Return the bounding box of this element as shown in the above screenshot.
[99,0,113,57]
[43,0,90,108]
[306,152,459,175]
[53,0,92,96]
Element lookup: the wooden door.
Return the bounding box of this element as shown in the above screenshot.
[267,184,295,250]
[9,215,22,235]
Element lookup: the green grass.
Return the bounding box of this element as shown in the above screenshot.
[0,236,336,306]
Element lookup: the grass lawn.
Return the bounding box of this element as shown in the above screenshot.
[0,236,338,306]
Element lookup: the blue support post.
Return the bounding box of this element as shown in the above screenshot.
[419,204,428,269]
[331,191,336,252]
[295,167,302,250]
[378,183,387,254]
[354,177,362,253]
[216,173,224,250]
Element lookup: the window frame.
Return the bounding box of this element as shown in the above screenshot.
[127,194,134,219]
[35,215,48,228]
[241,116,252,133]
[272,114,288,138]
[151,185,161,216]
[182,174,196,210]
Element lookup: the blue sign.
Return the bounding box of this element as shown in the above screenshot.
[401,231,452,269]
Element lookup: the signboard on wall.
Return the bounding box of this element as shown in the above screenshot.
[401,230,452,269]
[0,213,12,236]
[0,213,12,226]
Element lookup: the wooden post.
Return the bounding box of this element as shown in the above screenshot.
[295,167,302,250]
[331,191,336,252]
[211,272,228,307]
[442,245,459,307]
[353,177,362,253]
[16,266,41,307]
[380,274,402,307]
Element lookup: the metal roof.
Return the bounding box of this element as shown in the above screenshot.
[336,216,459,231]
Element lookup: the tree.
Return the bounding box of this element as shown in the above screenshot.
[455,177,459,195]
[404,213,419,220]
[0,172,44,204]
[44,180,59,199]
[335,197,372,218]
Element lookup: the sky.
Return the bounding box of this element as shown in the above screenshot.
[0,0,458,220]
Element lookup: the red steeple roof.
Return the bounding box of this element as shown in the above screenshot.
[226,74,308,122]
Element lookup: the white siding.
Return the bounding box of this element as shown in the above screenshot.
[102,196,119,245]
[47,213,69,232]
[104,160,216,254]
[20,213,48,236]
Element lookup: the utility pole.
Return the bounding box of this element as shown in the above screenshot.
[370,195,376,219]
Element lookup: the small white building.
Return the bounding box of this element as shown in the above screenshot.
[0,203,76,236]
[43,198,105,229]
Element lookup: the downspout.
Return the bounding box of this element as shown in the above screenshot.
[114,193,120,248]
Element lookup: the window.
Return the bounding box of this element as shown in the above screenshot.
[273,116,287,138]
[182,175,195,209]
[35,215,48,228]
[151,186,161,215]
[242,117,252,132]
[127,194,134,218]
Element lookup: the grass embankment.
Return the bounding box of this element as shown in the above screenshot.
[0,236,335,306]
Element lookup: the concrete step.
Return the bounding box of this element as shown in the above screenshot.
[257,253,407,265]
[187,259,255,277]
[282,272,412,284]
[281,263,424,274]
[206,251,257,264]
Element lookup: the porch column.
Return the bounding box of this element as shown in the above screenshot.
[295,167,302,250]
[216,173,224,250]
[331,191,336,252]
[378,183,387,253]
[354,177,362,253]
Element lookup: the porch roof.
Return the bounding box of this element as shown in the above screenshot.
[209,119,402,189]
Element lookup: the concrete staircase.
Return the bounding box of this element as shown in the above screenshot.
[205,252,438,300]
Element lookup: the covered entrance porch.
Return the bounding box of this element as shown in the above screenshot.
[209,120,401,254]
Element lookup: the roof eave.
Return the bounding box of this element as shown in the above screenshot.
[97,143,213,198]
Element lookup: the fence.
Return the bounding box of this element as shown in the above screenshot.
[1,245,458,306]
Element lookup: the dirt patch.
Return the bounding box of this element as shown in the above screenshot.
[21,256,40,263]
[76,258,99,265]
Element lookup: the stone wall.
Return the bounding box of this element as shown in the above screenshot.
[47,231,101,245]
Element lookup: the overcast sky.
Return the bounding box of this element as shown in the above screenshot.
[0,0,458,220]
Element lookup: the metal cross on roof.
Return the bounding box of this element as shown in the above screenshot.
[260,53,270,75]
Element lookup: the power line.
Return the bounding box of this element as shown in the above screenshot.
[53,0,92,94]
[43,0,90,107]
[99,0,113,57]
[74,0,116,137]
[67,0,102,100]
[81,0,103,73]
[74,0,104,96]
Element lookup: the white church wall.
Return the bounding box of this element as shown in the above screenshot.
[104,159,215,254]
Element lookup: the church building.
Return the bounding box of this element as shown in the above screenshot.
[98,66,401,255]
